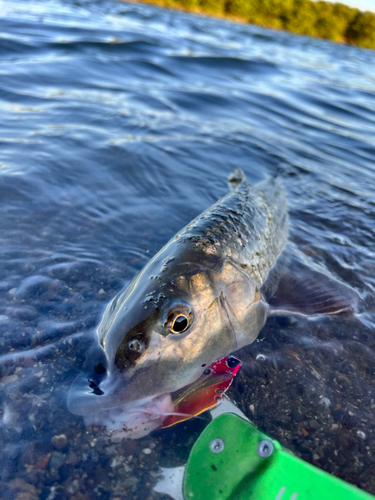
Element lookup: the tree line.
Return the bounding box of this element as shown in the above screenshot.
[138,0,375,50]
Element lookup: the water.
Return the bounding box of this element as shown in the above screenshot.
[1,0,375,497]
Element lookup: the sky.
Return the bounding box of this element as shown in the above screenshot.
[326,0,375,11]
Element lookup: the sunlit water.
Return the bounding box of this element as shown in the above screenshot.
[1,0,375,498]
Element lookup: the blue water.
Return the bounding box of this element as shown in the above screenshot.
[1,0,375,498]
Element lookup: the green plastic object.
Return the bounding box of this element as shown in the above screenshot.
[183,413,374,500]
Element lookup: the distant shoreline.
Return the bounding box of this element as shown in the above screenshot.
[124,0,375,50]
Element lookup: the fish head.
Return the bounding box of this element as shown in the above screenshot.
[68,240,266,416]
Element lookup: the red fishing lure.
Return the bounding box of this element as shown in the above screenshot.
[162,355,241,428]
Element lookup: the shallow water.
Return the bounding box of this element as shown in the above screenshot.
[1,0,375,498]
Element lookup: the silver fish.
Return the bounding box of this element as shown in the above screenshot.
[68,169,354,421]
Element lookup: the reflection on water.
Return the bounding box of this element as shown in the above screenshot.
[0,0,375,498]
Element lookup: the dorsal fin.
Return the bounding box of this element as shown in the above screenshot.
[228,169,247,190]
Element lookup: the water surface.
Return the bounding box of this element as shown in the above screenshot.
[1,0,375,498]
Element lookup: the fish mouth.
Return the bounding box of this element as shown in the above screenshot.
[67,376,201,440]
[83,392,175,440]
[67,371,138,416]
[67,372,175,439]
[67,370,194,422]
[67,355,242,440]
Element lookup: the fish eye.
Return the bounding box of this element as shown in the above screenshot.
[171,314,189,334]
[127,337,145,353]
[163,302,194,336]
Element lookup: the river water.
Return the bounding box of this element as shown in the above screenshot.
[1,0,375,498]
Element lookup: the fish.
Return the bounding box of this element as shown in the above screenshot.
[68,169,356,435]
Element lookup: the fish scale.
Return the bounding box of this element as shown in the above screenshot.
[175,176,288,285]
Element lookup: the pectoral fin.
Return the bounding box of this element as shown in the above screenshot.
[265,272,358,317]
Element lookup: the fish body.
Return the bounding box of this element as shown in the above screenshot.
[68,169,288,417]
